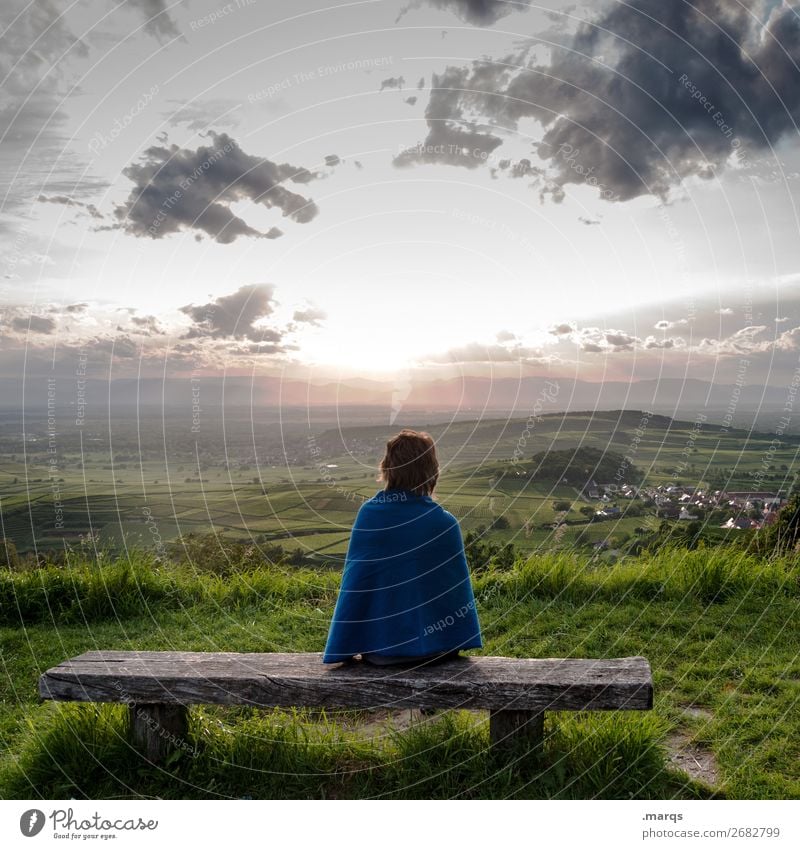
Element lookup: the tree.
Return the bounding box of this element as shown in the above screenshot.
[579,506,595,518]
[760,490,800,554]
[489,515,510,530]
[0,537,20,570]
[553,500,572,512]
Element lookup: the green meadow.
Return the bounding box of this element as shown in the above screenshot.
[1,545,798,799]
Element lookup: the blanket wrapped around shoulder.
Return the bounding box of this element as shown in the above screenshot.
[322,489,483,663]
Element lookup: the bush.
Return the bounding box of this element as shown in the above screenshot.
[0,537,20,570]
[489,515,510,531]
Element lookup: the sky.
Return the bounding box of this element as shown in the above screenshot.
[2,0,800,395]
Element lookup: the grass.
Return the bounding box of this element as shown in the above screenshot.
[1,546,799,799]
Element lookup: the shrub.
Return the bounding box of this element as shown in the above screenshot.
[0,537,20,570]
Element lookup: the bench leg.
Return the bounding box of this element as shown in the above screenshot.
[489,709,545,753]
[129,703,189,764]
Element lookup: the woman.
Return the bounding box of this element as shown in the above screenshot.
[322,429,483,665]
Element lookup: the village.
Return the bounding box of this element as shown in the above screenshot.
[584,480,788,530]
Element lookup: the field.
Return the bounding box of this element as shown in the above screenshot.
[1,408,798,560]
[2,403,799,799]
[1,546,798,799]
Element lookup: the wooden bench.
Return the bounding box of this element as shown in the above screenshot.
[38,651,653,763]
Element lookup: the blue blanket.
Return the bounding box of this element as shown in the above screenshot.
[322,488,483,663]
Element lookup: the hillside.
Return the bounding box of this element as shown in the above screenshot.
[1,546,798,799]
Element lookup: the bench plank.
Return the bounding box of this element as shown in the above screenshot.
[39,651,652,713]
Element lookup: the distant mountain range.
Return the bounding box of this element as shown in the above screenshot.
[0,374,792,432]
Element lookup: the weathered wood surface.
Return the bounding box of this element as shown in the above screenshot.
[39,651,652,712]
[489,709,545,751]
[129,703,189,763]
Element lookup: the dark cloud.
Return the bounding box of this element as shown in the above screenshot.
[380,76,406,91]
[578,216,600,225]
[130,314,165,335]
[644,336,680,349]
[127,0,181,41]
[37,194,102,219]
[324,154,341,167]
[605,331,636,347]
[549,323,574,335]
[605,330,639,351]
[405,96,418,106]
[10,315,56,334]
[394,66,504,169]
[65,303,89,313]
[396,1,526,27]
[398,1,800,202]
[111,132,318,243]
[180,284,279,342]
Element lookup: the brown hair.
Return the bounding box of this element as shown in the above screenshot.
[379,429,439,496]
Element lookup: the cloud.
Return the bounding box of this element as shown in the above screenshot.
[130,314,166,335]
[10,314,57,335]
[0,2,101,229]
[111,132,319,243]
[578,216,600,225]
[127,0,181,41]
[90,334,140,358]
[698,324,772,356]
[394,66,504,169]
[405,96,418,106]
[180,284,281,342]
[715,307,735,316]
[420,341,552,364]
[644,335,685,349]
[380,76,406,91]
[37,194,102,219]
[165,99,241,131]
[654,318,689,330]
[396,1,527,27]
[558,325,644,353]
[396,1,800,202]
[605,331,639,349]
[324,154,341,167]
[292,305,327,325]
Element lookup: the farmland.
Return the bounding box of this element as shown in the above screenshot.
[1,407,798,560]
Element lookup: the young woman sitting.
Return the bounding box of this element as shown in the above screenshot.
[322,429,483,666]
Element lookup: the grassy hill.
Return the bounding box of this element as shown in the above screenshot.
[1,545,798,799]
